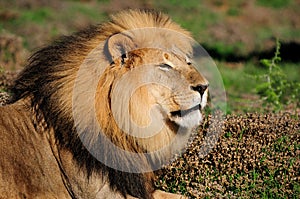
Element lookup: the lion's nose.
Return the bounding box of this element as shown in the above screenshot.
[191,84,208,96]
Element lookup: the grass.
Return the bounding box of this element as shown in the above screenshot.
[153,0,220,44]
[3,7,53,29]
[0,1,108,50]
[157,113,299,198]
[1,0,299,58]
[256,0,292,8]
[216,61,300,113]
[152,0,300,58]
[66,1,108,22]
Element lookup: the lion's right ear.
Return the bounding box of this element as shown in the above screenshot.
[105,33,135,63]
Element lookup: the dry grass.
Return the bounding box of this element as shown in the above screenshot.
[0,32,28,71]
[0,71,15,105]
[156,112,300,198]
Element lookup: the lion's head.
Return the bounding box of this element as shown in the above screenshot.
[94,47,208,154]
[69,12,209,170]
[9,10,208,198]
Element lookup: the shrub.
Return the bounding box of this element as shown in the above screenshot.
[255,39,300,112]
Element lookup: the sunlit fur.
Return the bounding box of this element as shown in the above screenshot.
[0,10,207,199]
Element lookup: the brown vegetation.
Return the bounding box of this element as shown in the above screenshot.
[157,113,299,198]
[0,33,27,70]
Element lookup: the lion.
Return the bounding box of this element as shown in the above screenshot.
[0,10,208,199]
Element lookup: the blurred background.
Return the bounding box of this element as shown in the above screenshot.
[0,0,299,112]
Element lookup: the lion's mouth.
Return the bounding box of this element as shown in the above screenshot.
[170,104,200,118]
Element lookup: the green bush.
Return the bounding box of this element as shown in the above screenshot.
[254,40,300,112]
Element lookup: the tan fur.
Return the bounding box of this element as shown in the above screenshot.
[0,10,207,198]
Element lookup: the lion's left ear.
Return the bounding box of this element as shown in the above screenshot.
[105,33,135,63]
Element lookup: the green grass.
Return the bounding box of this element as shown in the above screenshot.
[151,1,220,42]
[226,7,240,16]
[66,2,108,22]
[21,8,53,24]
[1,0,299,59]
[217,61,300,113]
[0,1,107,50]
[4,7,53,29]
[256,0,291,8]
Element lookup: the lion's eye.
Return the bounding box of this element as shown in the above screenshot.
[187,62,192,65]
[159,63,173,71]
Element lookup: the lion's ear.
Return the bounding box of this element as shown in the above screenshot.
[105,33,135,63]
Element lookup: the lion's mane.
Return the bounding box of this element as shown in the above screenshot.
[9,10,194,198]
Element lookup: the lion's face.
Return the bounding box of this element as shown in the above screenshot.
[107,48,208,152]
[90,25,209,155]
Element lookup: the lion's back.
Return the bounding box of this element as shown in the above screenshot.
[0,103,70,198]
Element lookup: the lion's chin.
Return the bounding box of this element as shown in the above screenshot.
[169,109,202,129]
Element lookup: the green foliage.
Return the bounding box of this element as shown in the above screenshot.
[227,7,240,16]
[8,8,53,26]
[254,40,300,111]
[224,132,232,138]
[256,0,291,8]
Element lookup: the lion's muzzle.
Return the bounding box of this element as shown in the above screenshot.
[169,83,208,128]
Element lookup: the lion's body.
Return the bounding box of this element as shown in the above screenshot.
[0,102,69,198]
[0,103,137,199]
[0,10,208,198]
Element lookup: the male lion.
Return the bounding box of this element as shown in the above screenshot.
[0,10,208,199]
